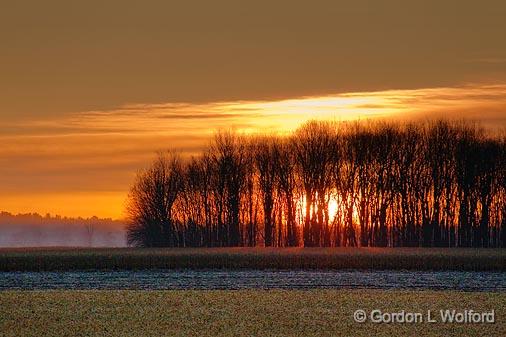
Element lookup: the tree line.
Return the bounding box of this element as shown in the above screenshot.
[126,120,506,248]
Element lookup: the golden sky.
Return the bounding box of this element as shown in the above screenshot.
[1,1,506,218]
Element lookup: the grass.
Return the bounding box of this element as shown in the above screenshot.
[0,290,503,337]
[0,247,505,271]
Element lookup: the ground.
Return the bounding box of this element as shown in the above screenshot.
[1,247,505,271]
[0,290,504,337]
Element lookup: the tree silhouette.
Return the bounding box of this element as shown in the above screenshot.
[126,120,506,248]
[126,152,183,247]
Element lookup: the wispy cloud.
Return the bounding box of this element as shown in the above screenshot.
[6,83,506,138]
[1,83,506,218]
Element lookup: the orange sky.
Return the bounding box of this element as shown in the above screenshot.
[2,84,506,219]
[1,1,506,218]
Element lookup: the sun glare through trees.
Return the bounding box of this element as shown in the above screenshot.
[126,120,506,249]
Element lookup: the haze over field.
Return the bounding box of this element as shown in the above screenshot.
[0,212,125,247]
[1,0,506,221]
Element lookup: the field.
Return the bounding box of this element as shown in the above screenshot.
[0,290,503,337]
[0,247,505,271]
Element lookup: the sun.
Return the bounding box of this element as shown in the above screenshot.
[328,197,339,222]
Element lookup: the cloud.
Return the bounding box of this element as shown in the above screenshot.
[2,82,506,218]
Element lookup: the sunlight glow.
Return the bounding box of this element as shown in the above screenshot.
[2,83,506,218]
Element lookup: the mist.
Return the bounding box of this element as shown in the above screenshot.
[0,212,126,247]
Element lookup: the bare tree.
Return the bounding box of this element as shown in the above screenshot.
[126,151,183,247]
[292,121,337,247]
[125,120,505,248]
[84,222,94,247]
[210,131,247,246]
[254,136,278,246]
[274,139,299,246]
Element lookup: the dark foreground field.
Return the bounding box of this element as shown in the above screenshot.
[0,247,505,271]
[0,290,503,337]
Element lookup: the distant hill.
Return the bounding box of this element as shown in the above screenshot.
[0,212,126,247]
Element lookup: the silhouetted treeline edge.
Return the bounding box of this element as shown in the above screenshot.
[126,120,506,248]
